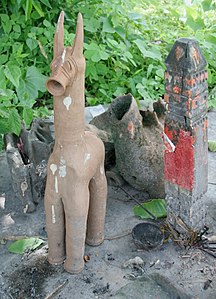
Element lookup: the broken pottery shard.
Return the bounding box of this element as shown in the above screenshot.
[107,94,165,198]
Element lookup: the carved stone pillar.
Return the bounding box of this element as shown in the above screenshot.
[164,38,208,230]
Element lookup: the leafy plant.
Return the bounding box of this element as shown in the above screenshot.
[208,140,216,152]
[8,237,44,254]
[0,0,215,150]
[133,199,167,220]
[0,0,69,147]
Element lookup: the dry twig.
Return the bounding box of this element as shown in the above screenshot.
[44,280,68,299]
[105,230,132,240]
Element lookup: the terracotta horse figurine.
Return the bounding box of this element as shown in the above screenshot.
[45,11,107,274]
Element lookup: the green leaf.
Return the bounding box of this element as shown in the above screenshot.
[156,68,164,78]
[86,61,98,80]
[4,63,21,88]
[8,108,21,136]
[186,10,205,32]
[23,107,33,127]
[128,12,143,21]
[40,0,52,8]
[102,16,115,33]
[0,14,9,23]
[0,89,14,102]
[205,34,216,45]
[84,17,100,33]
[133,199,167,220]
[3,21,13,34]
[0,55,8,66]
[202,0,212,11]
[33,106,51,118]
[17,66,46,103]
[147,64,154,78]
[134,39,161,60]
[0,108,9,118]
[43,19,52,27]
[0,14,12,33]
[85,43,109,62]
[86,97,98,106]
[113,86,127,97]
[25,0,33,21]
[136,83,152,100]
[186,6,198,20]
[32,0,45,17]
[27,66,47,92]
[13,24,21,33]
[26,38,38,50]
[111,15,119,27]
[115,26,126,39]
[0,67,7,89]
[129,78,137,95]
[8,237,44,254]
[96,63,108,75]
[0,117,10,134]
[208,140,216,152]
[17,79,36,106]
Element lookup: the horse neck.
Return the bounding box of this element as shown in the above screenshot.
[53,75,85,145]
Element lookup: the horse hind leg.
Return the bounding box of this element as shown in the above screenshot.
[86,163,107,246]
[44,173,66,264]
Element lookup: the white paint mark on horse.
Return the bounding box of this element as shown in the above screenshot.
[23,204,29,213]
[21,180,28,196]
[51,205,56,224]
[55,176,58,193]
[63,96,72,111]
[61,48,66,65]
[50,164,58,175]
[0,195,5,210]
[84,153,91,164]
[100,164,104,175]
[59,156,67,177]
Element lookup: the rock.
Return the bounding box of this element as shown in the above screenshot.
[123,257,145,269]
[4,118,54,212]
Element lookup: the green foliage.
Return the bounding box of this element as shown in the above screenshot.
[183,0,216,107]
[0,0,64,148]
[208,140,216,152]
[133,199,167,220]
[8,237,44,254]
[0,0,215,150]
[68,0,215,105]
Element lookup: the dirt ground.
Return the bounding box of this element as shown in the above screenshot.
[0,111,216,299]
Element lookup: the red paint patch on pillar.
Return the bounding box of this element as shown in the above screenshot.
[164,129,194,191]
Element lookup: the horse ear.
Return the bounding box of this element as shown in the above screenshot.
[72,13,84,58]
[54,11,64,58]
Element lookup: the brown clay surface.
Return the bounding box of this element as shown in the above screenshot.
[45,12,107,274]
